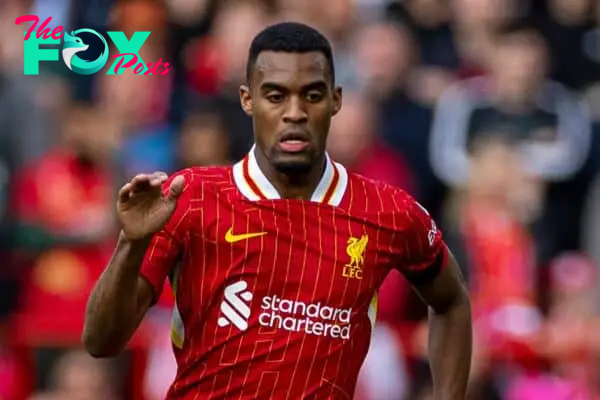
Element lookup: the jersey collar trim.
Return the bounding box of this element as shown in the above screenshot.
[232,145,348,206]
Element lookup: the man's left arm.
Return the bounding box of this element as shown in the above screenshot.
[411,248,472,400]
[398,198,472,400]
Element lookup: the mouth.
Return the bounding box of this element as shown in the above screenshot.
[278,131,311,154]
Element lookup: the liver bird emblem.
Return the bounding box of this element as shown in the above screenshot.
[346,235,368,268]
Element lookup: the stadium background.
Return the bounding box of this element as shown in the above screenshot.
[1,0,599,399]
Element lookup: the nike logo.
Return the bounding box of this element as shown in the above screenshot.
[225,228,267,243]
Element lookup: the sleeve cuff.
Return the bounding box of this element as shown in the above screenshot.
[404,245,448,286]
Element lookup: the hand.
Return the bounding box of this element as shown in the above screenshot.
[117,172,185,241]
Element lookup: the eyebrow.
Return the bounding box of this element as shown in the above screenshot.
[303,80,329,91]
[259,82,287,92]
[259,80,330,92]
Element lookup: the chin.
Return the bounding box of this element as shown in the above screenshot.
[272,156,314,175]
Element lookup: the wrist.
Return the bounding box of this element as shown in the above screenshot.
[118,230,152,251]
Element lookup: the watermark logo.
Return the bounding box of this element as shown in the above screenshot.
[15,15,172,76]
[62,29,108,75]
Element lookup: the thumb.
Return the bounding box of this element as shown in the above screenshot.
[166,175,185,202]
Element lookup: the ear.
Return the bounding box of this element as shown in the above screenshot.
[239,84,253,117]
[332,86,342,116]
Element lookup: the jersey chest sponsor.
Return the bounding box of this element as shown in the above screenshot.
[259,295,351,339]
[217,281,352,339]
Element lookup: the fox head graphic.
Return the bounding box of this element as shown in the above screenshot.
[61,29,108,75]
[62,31,89,71]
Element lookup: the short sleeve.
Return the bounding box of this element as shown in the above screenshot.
[139,170,194,301]
[395,194,448,285]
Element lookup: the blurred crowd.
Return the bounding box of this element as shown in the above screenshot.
[0,0,599,399]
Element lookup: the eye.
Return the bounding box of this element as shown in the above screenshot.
[306,91,324,102]
[267,93,284,103]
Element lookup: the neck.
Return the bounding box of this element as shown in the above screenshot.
[496,97,535,114]
[254,147,327,200]
[491,89,536,114]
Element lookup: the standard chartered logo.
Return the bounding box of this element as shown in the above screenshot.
[217,281,352,339]
[218,281,253,331]
[260,296,352,339]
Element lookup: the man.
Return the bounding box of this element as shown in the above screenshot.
[430,24,591,187]
[430,23,591,265]
[83,22,472,399]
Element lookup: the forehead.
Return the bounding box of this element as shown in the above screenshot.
[252,51,332,87]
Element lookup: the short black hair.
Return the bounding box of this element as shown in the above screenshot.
[246,22,335,85]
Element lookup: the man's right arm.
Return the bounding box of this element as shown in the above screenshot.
[82,170,191,358]
[82,234,156,357]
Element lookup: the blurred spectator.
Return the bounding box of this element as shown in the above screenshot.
[207,0,269,90]
[580,4,600,121]
[186,0,270,161]
[505,254,600,399]
[580,7,600,270]
[0,0,31,73]
[327,92,414,191]
[414,136,545,399]
[430,23,592,264]
[29,349,118,400]
[353,20,446,220]
[0,7,70,174]
[536,0,599,91]
[11,102,119,345]
[166,0,213,28]
[165,0,217,125]
[462,137,544,380]
[300,0,359,90]
[431,24,590,185]
[387,0,461,72]
[0,74,69,171]
[177,111,230,168]
[449,0,524,78]
[462,136,542,313]
[354,21,417,100]
[14,103,118,244]
[95,0,175,178]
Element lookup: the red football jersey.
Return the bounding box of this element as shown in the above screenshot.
[140,148,447,399]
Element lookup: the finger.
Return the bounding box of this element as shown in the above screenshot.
[166,175,185,201]
[131,173,151,185]
[118,183,133,203]
[131,174,153,192]
[149,171,169,187]
[154,171,169,180]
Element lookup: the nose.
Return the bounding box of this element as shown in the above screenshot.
[282,96,308,124]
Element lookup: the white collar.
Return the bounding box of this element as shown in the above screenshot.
[232,145,348,206]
